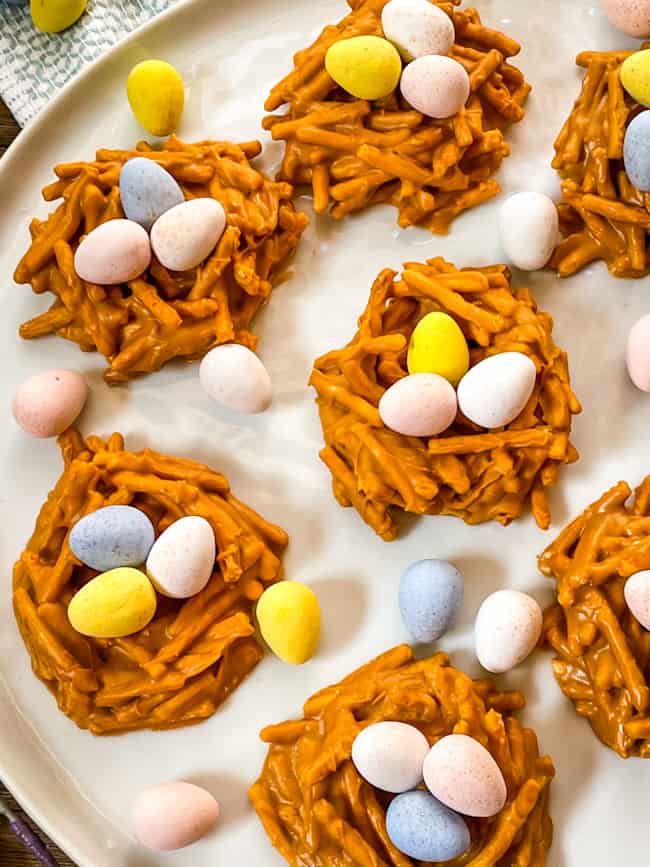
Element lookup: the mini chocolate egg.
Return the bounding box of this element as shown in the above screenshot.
[625,570,650,629]
[381,0,455,62]
[352,721,429,793]
[386,790,470,862]
[74,219,151,284]
[256,581,321,665]
[69,505,155,572]
[67,567,156,638]
[199,344,272,414]
[133,781,220,852]
[626,313,650,391]
[624,111,650,192]
[30,0,86,33]
[127,60,185,137]
[150,198,226,271]
[423,734,506,818]
[399,559,463,643]
[601,0,650,37]
[499,192,559,271]
[119,158,185,231]
[400,55,469,119]
[407,311,469,385]
[325,35,402,101]
[621,49,650,108]
[475,589,543,674]
[379,373,457,438]
[457,351,537,429]
[146,516,216,599]
[12,369,87,438]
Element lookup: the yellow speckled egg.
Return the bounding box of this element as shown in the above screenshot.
[30,0,87,33]
[407,312,469,385]
[256,581,321,665]
[325,36,402,100]
[127,60,185,136]
[621,49,650,108]
[68,568,157,639]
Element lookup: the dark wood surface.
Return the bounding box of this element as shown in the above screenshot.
[0,98,74,867]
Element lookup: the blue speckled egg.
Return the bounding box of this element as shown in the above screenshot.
[399,559,463,643]
[69,505,155,572]
[119,157,184,231]
[624,111,650,192]
[386,790,470,861]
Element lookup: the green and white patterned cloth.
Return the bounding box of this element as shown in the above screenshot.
[0,0,177,127]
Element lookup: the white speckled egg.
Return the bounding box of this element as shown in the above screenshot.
[475,589,543,674]
[150,198,226,271]
[12,369,88,438]
[381,0,454,62]
[625,571,650,629]
[352,721,430,793]
[601,0,650,38]
[379,373,457,437]
[146,516,216,599]
[400,55,470,119]
[626,313,650,391]
[133,781,220,852]
[499,192,559,271]
[199,344,272,414]
[74,219,151,284]
[423,734,506,818]
[457,352,537,429]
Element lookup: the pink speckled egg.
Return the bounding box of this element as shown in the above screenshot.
[625,570,650,629]
[601,0,650,37]
[400,55,470,119]
[12,369,88,438]
[133,781,220,852]
[626,313,650,391]
[74,219,151,284]
[379,373,457,437]
[423,734,506,818]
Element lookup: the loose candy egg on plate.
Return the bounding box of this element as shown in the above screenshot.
[127,59,185,136]
[30,0,86,33]
[119,158,185,231]
[67,567,157,639]
[379,373,457,437]
[12,369,87,438]
[351,721,429,793]
[133,781,220,851]
[325,35,402,100]
[381,0,455,62]
[74,219,151,284]
[621,49,650,108]
[400,55,470,119]
[601,0,650,37]
[399,559,464,643]
[407,311,469,385]
[624,570,650,629]
[475,589,543,674]
[624,111,650,192]
[146,516,216,599]
[69,505,155,573]
[457,351,537,429]
[150,198,226,272]
[423,734,507,818]
[499,192,559,272]
[199,344,272,414]
[386,790,470,862]
[256,581,321,665]
[626,313,650,391]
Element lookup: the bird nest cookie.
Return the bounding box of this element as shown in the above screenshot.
[13,429,288,735]
[541,477,650,758]
[14,137,308,383]
[551,47,650,278]
[250,645,555,866]
[309,257,580,540]
[263,0,530,233]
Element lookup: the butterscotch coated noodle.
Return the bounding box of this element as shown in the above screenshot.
[309,258,581,540]
[551,46,650,277]
[250,645,555,866]
[263,0,530,233]
[13,429,288,735]
[14,137,308,383]
[541,477,650,757]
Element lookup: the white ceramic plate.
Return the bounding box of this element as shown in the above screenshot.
[1,2,648,865]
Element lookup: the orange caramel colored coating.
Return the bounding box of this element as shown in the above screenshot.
[14,136,308,383]
[250,645,555,866]
[551,46,650,278]
[309,258,581,541]
[263,0,530,233]
[12,429,288,735]
[541,476,650,758]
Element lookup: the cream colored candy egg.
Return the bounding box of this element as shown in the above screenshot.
[627,313,650,391]
[151,198,226,272]
[352,722,430,793]
[475,590,543,674]
[407,311,469,385]
[12,369,87,438]
[624,571,650,630]
[457,352,537,429]
[133,781,220,851]
[325,35,402,100]
[67,568,157,639]
[601,0,650,37]
[127,59,185,136]
[146,516,216,599]
[499,192,559,271]
[379,373,457,437]
[199,344,272,414]
[400,55,470,119]
[74,219,151,284]
[256,581,321,665]
[381,0,454,62]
